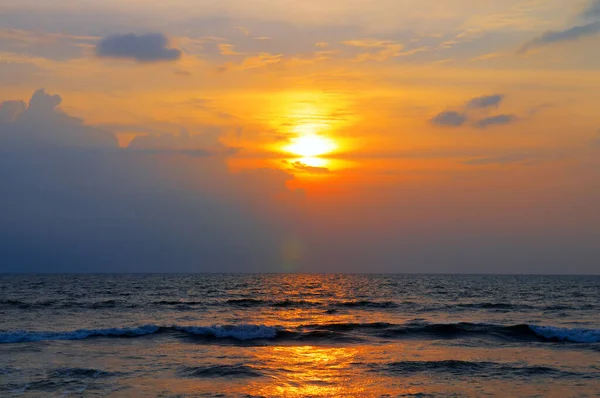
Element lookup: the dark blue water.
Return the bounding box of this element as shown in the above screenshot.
[1,274,599,396]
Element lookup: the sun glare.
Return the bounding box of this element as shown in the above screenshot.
[284,134,337,157]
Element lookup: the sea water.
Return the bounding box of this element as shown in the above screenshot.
[1,274,599,396]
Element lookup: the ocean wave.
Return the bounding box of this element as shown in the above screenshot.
[529,325,600,343]
[178,364,263,378]
[454,303,529,310]
[1,322,598,345]
[226,298,320,308]
[152,300,205,306]
[373,360,585,378]
[373,322,600,343]
[0,299,135,310]
[5,297,588,313]
[0,325,160,343]
[226,298,266,306]
[225,298,404,309]
[0,299,58,309]
[299,321,600,343]
[334,300,400,309]
[174,324,278,340]
[271,299,320,308]
[47,368,122,379]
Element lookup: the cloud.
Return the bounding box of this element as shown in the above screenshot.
[519,1,600,53]
[592,131,600,148]
[289,161,330,174]
[342,39,429,62]
[475,114,518,128]
[466,94,504,109]
[128,127,239,156]
[519,22,600,53]
[0,90,299,273]
[0,89,117,149]
[582,0,600,20]
[430,111,467,127]
[96,33,182,62]
[431,94,517,129]
[0,29,93,61]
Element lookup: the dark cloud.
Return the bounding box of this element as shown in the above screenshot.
[520,1,600,53]
[96,33,182,62]
[466,94,504,109]
[431,94,517,129]
[519,22,600,53]
[475,114,517,128]
[582,0,600,20]
[0,89,117,149]
[430,111,467,127]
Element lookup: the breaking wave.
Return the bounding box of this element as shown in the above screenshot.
[1,322,598,344]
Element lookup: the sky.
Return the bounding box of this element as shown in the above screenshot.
[1,0,599,274]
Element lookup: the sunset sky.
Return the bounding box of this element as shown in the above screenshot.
[1,0,599,273]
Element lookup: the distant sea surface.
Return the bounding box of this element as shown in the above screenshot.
[1,274,599,397]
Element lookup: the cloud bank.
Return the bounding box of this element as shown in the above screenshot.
[0,89,117,149]
[0,90,297,273]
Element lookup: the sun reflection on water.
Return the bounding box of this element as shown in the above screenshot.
[246,346,363,397]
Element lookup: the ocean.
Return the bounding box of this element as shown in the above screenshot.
[0,274,599,397]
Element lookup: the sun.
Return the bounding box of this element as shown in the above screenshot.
[284,134,337,157]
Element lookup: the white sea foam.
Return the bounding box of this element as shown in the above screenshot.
[174,324,278,340]
[529,325,600,343]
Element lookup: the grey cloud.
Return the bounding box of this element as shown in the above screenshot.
[128,127,239,156]
[431,94,517,129]
[519,22,600,53]
[582,0,600,20]
[466,94,504,109]
[0,100,26,122]
[475,114,517,129]
[0,89,117,149]
[520,1,600,53]
[96,33,182,62]
[430,111,467,127]
[592,131,600,147]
